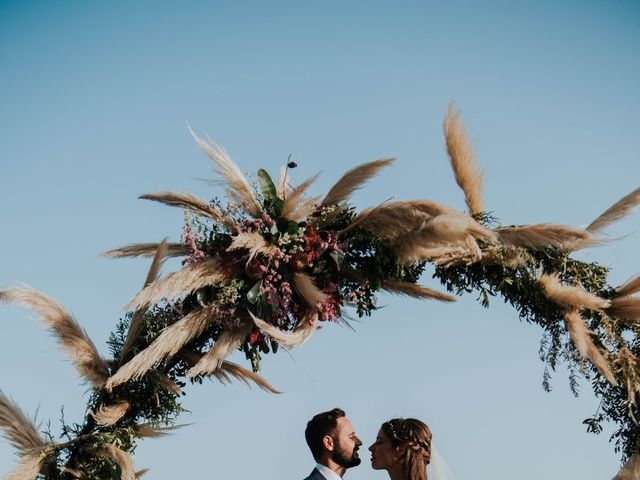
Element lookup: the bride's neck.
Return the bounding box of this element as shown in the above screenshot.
[387,464,405,480]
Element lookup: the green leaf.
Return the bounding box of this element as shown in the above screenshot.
[257,169,278,203]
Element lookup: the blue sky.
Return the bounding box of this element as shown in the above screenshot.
[1,1,639,478]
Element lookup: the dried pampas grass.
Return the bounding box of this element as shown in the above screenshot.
[0,286,109,388]
[381,279,456,302]
[89,443,135,480]
[177,350,278,392]
[149,371,183,396]
[538,274,610,311]
[562,309,592,359]
[228,232,278,263]
[135,424,186,439]
[125,259,225,311]
[609,296,640,322]
[62,467,84,479]
[0,391,45,454]
[444,102,484,215]
[390,212,495,265]
[250,311,316,349]
[102,242,190,259]
[322,158,395,206]
[189,128,262,217]
[587,186,640,233]
[616,275,640,298]
[613,454,640,480]
[135,469,150,478]
[354,203,430,240]
[497,224,596,250]
[281,173,320,221]
[277,165,293,200]
[186,322,252,377]
[563,310,617,385]
[4,451,46,480]
[106,309,212,389]
[215,361,281,393]
[139,192,234,229]
[89,401,130,426]
[120,241,169,364]
[293,273,328,309]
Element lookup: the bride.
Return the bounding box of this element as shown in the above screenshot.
[368,418,454,480]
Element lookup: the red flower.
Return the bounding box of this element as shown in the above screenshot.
[249,331,261,345]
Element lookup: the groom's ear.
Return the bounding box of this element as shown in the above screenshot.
[322,435,334,452]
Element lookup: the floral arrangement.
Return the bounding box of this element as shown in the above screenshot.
[1,104,639,479]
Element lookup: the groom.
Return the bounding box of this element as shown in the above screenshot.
[303,408,362,480]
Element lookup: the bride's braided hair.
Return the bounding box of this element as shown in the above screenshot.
[382,418,432,480]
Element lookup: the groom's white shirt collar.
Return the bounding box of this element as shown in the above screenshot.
[315,463,343,480]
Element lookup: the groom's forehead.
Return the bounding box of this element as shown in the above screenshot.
[336,416,356,434]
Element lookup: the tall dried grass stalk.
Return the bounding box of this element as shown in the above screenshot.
[481,245,530,268]
[120,241,169,364]
[215,361,281,393]
[90,443,135,480]
[381,279,456,302]
[250,311,316,349]
[4,451,45,480]
[135,424,185,439]
[106,309,212,390]
[587,186,640,233]
[391,212,495,264]
[228,232,278,263]
[89,401,130,426]
[613,454,640,480]
[63,467,83,479]
[609,296,640,322]
[497,224,596,249]
[277,165,292,200]
[422,213,496,244]
[189,129,262,217]
[150,372,183,396]
[562,309,591,359]
[354,203,430,240]
[125,259,225,311]
[176,350,278,392]
[444,102,484,215]
[186,322,252,377]
[281,173,320,220]
[538,274,611,311]
[0,286,109,388]
[322,158,396,206]
[135,469,149,478]
[616,275,640,298]
[139,192,234,229]
[586,341,618,386]
[0,391,45,453]
[102,243,189,259]
[286,195,321,223]
[563,310,617,385]
[293,272,328,309]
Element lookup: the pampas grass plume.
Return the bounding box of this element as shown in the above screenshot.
[444,102,484,215]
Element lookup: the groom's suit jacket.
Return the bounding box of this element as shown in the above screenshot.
[303,468,328,480]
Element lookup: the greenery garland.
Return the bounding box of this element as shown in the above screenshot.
[1,105,639,479]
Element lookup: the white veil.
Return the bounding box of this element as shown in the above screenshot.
[428,444,456,480]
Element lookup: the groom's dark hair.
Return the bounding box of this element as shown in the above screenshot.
[305,408,346,461]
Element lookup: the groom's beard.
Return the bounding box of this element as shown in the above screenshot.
[331,438,361,469]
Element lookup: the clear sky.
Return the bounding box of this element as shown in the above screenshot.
[1,1,639,479]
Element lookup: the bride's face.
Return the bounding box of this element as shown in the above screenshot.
[368,428,402,471]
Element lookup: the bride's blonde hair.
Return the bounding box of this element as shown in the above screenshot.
[381,418,432,480]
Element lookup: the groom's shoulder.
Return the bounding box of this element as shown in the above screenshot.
[302,467,327,480]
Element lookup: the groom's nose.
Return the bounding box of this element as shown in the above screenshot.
[355,435,362,447]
